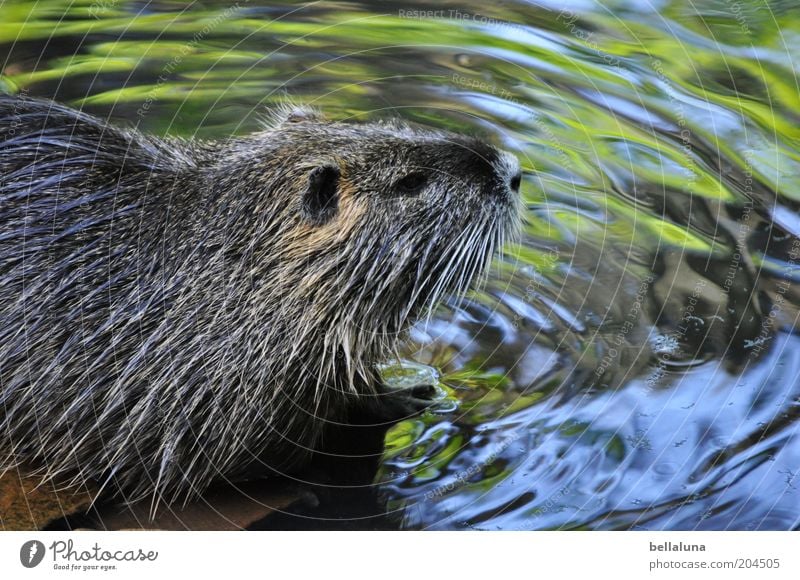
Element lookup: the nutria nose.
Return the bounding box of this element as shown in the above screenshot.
[496,151,522,196]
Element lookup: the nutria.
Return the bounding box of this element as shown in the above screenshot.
[0,95,522,504]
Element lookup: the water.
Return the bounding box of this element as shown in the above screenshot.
[2,0,799,530]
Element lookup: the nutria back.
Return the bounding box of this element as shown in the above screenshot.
[0,95,521,503]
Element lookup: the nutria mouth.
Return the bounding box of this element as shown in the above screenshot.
[0,95,522,504]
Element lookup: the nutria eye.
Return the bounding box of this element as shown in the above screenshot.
[393,172,428,197]
[302,163,340,225]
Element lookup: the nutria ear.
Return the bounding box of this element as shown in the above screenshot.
[302,163,340,225]
[284,106,325,123]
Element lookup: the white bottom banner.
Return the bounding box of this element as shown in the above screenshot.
[1,531,797,579]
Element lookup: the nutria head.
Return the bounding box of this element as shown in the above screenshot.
[200,106,523,395]
[210,107,522,388]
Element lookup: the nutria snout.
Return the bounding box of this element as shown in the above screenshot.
[0,95,521,503]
